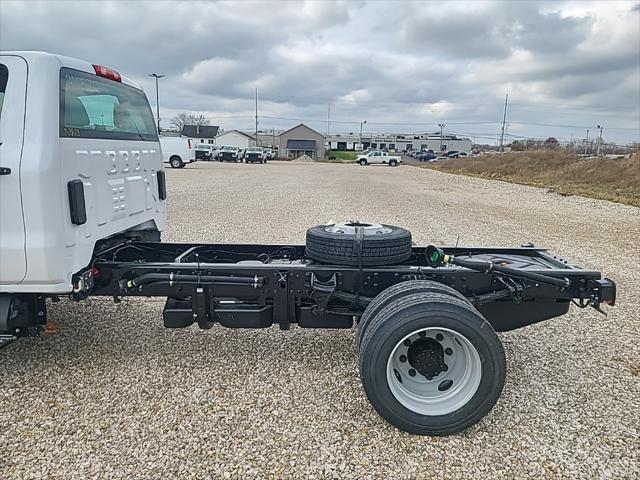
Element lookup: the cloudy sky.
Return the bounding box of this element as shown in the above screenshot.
[1,0,639,143]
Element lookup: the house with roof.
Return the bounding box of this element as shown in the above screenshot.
[278,124,325,160]
[181,125,220,144]
[214,130,256,149]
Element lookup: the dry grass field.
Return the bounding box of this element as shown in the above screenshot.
[423,151,640,207]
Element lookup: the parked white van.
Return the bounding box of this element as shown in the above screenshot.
[0,51,165,309]
[159,135,195,168]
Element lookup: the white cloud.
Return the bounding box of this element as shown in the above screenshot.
[0,0,637,142]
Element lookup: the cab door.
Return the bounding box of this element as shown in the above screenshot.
[0,55,27,284]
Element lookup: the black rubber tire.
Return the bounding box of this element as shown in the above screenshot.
[356,280,469,349]
[305,223,412,266]
[389,159,398,167]
[359,159,367,166]
[359,292,506,436]
[169,156,183,168]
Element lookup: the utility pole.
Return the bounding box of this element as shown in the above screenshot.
[596,125,604,158]
[327,103,331,137]
[148,73,165,133]
[255,87,259,145]
[499,92,508,153]
[438,123,446,152]
[584,129,589,155]
[359,120,367,151]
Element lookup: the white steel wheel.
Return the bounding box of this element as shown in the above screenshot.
[386,327,481,416]
[359,292,506,436]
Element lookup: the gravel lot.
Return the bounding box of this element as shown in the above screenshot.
[2,161,638,479]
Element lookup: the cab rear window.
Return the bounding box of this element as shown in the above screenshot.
[60,67,158,141]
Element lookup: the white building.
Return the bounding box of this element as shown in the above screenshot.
[215,130,256,148]
[327,132,473,153]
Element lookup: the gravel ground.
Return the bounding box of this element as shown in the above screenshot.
[1,161,638,479]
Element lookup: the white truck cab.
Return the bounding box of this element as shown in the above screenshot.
[0,51,166,295]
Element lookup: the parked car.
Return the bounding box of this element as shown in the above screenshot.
[218,145,241,162]
[195,143,215,161]
[244,146,267,163]
[356,151,402,166]
[211,145,222,160]
[446,150,461,158]
[160,136,196,168]
[416,152,437,162]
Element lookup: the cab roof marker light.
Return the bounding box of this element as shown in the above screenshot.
[92,64,122,82]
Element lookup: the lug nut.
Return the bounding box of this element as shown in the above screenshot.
[418,331,426,338]
[403,339,411,346]
[445,347,453,356]
[442,364,448,371]
[436,333,444,341]
[399,355,407,363]
[408,369,416,377]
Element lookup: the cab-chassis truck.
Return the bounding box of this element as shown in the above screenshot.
[0,52,616,436]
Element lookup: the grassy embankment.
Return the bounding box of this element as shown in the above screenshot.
[421,151,640,207]
[324,150,358,163]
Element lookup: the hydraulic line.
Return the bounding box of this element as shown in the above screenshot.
[120,273,264,292]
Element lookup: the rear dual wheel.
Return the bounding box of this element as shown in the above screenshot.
[359,290,506,436]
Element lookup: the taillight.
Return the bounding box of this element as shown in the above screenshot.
[93,64,122,82]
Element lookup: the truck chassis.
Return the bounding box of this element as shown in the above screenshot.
[1,238,616,435]
[65,240,613,333]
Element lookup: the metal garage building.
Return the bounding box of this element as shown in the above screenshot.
[278,124,325,160]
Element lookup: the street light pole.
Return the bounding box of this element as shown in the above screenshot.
[584,129,589,155]
[148,73,165,133]
[596,125,604,158]
[359,120,367,151]
[438,123,446,152]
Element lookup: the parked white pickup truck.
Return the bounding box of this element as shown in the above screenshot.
[0,51,165,301]
[356,151,402,166]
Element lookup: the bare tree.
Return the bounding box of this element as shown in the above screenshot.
[170,113,210,131]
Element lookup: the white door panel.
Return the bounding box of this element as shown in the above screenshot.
[0,56,28,284]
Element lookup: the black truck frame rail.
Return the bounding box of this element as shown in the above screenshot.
[62,240,616,333]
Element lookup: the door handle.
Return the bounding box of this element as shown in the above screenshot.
[0,167,11,175]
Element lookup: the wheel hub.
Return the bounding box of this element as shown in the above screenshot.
[325,222,392,236]
[407,337,447,380]
[386,327,483,416]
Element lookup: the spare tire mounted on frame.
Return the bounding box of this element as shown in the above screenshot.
[305,221,412,266]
